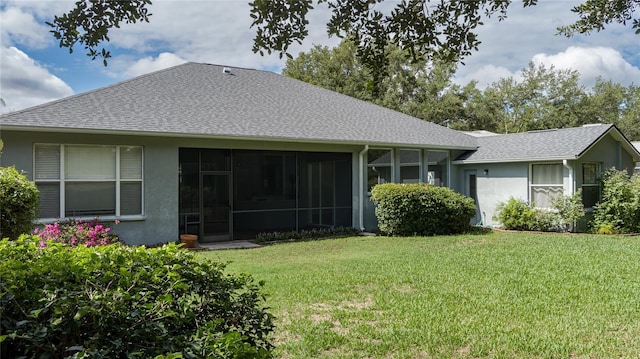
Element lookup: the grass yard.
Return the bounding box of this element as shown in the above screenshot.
[198,232,640,358]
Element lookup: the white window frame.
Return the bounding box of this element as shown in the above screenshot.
[529,162,564,209]
[33,144,144,221]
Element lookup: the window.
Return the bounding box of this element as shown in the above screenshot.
[582,163,601,208]
[367,149,392,191]
[426,150,448,186]
[34,144,143,219]
[399,149,421,183]
[530,163,563,208]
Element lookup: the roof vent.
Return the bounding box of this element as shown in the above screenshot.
[582,123,603,127]
[222,67,232,75]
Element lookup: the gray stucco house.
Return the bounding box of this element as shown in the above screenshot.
[455,126,640,227]
[1,62,639,244]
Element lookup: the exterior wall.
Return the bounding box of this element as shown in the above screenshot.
[1,130,362,245]
[579,135,636,176]
[455,133,638,229]
[455,162,529,227]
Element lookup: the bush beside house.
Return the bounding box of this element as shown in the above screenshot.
[592,168,640,234]
[496,168,640,234]
[0,166,39,240]
[495,191,585,233]
[0,238,274,358]
[370,183,476,236]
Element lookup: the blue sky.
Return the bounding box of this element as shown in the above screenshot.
[2,0,640,113]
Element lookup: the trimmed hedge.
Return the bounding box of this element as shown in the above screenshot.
[0,166,39,240]
[0,237,274,358]
[370,183,476,236]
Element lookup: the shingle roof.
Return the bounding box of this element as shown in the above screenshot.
[0,62,477,150]
[454,124,637,163]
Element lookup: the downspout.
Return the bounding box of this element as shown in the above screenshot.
[358,145,369,231]
[562,159,574,194]
[563,159,576,231]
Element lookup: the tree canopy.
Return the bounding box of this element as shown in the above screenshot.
[49,0,640,69]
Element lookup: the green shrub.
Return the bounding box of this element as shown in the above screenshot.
[35,218,120,246]
[495,192,585,232]
[0,166,39,240]
[0,237,274,358]
[551,189,585,232]
[370,183,476,236]
[596,223,616,234]
[495,197,539,231]
[592,168,640,234]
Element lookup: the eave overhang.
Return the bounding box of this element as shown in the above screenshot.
[0,125,479,151]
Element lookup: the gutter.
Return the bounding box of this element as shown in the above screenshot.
[453,155,578,165]
[358,145,369,231]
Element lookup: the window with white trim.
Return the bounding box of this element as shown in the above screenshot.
[582,162,601,209]
[34,144,143,219]
[530,163,563,208]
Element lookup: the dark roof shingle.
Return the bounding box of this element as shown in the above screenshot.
[1,62,477,150]
[454,124,619,163]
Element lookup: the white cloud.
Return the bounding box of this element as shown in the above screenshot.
[531,46,640,87]
[0,6,51,48]
[454,64,515,89]
[124,52,188,77]
[0,46,73,112]
[456,46,640,90]
[454,1,640,88]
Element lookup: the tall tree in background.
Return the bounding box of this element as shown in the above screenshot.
[283,41,374,101]
[463,68,640,139]
[619,85,640,141]
[483,63,587,133]
[449,82,503,132]
[378,50,464,127]
[447,63,589,134]
[585,79,640,140]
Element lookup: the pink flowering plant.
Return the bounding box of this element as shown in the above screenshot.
[34,218,120,247]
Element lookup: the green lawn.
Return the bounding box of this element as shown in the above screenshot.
[198,232,640,358]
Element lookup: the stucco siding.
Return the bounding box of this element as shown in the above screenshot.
[1,131,181,244]
[1,130,363,245]
[464,163,529,227]
[580,135,634,174]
